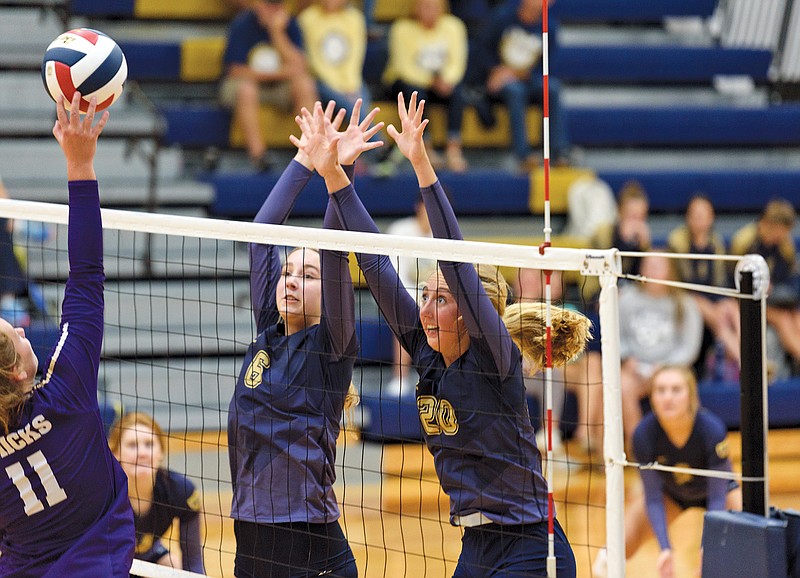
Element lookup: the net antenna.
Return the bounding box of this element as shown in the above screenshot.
[538,0,558,574]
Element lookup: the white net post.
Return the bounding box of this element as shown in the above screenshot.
[598,255,626,578]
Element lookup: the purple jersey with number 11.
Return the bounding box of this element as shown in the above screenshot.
[0,181,134,578]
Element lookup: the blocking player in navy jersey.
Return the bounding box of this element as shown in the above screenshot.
[0,93,134,577]
[108,412,205,573]
[228,100,383,578]
[594,364,741,578]
[295,94,591,577]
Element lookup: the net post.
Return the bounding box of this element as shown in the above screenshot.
[738,269,769,516]
[598,266,625,577]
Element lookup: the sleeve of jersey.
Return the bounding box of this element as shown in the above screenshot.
[320,199,357,360]
[421,181,515,377]
[633,422,671,550]
[329,184,420,349]
[703,413,733,511]
[174,474,205,573]
[249,160,313,334]
[47,180,104,408]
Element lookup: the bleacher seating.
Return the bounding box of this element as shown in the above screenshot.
[4,0,800,437]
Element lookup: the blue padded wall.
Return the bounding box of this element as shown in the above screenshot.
[597,170,800,213]
[118,41,181,81]
[209,170,531,218]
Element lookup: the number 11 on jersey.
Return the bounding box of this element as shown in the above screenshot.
[5,450,68,515]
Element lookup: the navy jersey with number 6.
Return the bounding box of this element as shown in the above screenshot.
[228,161,357,524]
[0,181,135,577]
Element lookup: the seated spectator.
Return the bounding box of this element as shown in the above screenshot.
[383,0,469,172]
[592,180,651,276]
[668,194,740,378]
[730,198,800,372]
[219,0,318,171]
[473,0,570,171]
[594,365,741,578]
[298,0,370,118]
[108,412,206,573]
[618,253,704,448]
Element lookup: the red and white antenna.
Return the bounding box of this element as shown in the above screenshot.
[540,1,557,576]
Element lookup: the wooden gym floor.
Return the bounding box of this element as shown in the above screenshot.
[162,428,800,578]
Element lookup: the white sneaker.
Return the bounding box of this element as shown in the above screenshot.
[592,548,608,578]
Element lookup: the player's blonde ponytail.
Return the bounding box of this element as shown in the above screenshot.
[0,332,25,434]
[503,302,592,373]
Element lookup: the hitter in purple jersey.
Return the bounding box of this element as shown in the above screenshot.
[295,95,590,577]
[228,101,383,578]
[0,94,134,577]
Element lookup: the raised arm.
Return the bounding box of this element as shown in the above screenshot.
[45,93,108,405]
[293,102,420,343]
[390,92,516,376]
[249,159,314,334]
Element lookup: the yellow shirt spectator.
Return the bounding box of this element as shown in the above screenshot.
[298,3,366,95]
[383,13,468,88]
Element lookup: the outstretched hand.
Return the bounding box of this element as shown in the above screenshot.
[387,91,429,166]
[291,102,342,181]
[53,92,108,181]
[335,99,384,166]
[293,100,344,170]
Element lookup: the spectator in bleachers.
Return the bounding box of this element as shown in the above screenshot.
[593,365,741,578]
[298,0,370,119]
[592,180,651,276]
[668,194,740,379]
[383,0,469,172]
[618,253,704,449]
[473,0,570,172]
[219,0,318,171]
[0,175,29,327]
[108,412,206,574]
[730,198,800,373]
[385,194,435,397]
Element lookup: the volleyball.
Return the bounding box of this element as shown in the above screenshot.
[41,28,127,113]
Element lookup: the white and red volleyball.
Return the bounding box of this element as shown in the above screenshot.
[41,28,127,113]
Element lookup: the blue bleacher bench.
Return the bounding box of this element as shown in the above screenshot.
[552,0,717,23]
[568,105,800,147]
[554,46,772,84]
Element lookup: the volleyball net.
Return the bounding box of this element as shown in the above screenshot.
[0,198,770,578]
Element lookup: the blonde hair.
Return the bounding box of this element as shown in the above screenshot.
[474,263,509,316]
[504,302,592,371]
[107,412,168,457]
[468,265,592,371]
[0,333,25,435]
[648,364,700,418]
[761,198,796,227]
